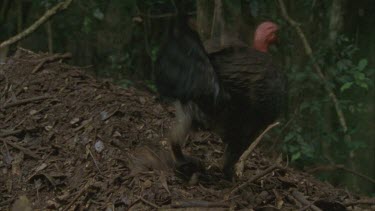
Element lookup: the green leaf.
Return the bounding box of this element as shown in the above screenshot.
[354,72,366,80]
[357,82,369,90]
[337,59,351,71]
[291,152,301,161]
[340,82,353,92]
[93,9,104,20]
[284,133,295,142]
[358,59,368,71]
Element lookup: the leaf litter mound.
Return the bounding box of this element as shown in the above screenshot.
[0,49,373,211]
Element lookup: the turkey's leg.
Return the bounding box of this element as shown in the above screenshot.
[222,123,265,179]
[169,101,191,162]
[169,101,202,177]
[222,141,249,180]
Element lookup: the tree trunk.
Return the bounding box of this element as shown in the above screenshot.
[329,0,346,46]
[46,20,53,53]
[327,0,360,190]
[0,45,9,63]
[0,0,10,24]
[196,0,213,41]
[211,0,225,40]
[16,0,22,48]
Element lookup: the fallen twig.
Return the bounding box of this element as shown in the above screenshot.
[171,200,229,208]
[291,190,322,211]
[235,122,280,177]
[86,145,103,174]
[297,200,318,211]
[0,198,15,206]
[226,164,281,199]
[73,118,93,132]
[32,53,72,73]
[99,106,120,121]
[63,179,93,211]
[307,164,375,184]
[3,95,51,109]
[0,0,73,49]
[0,129,23,137]
[343,199,375,207]
[139,196,160,209]
[1,138,41,160]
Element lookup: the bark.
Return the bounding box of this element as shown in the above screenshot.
[46,20,53,53]
[328,0,358,189]
[0,45,8,63]
[0,0,10,24]
[196,0,213,41]
[211,0,225,39]
[329,0,346,45]
[16,0,22,48]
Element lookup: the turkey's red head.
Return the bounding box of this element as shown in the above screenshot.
[253,21,279,53]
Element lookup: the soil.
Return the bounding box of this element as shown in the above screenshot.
[0,49,374,210]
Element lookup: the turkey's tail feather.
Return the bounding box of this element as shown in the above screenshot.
[155,14,220,109]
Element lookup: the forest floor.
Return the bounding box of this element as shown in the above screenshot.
[0,49,374,211]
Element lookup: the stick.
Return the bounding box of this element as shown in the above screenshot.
[1,138,41,160]
[172,200,229,208]
[291,190,322,211]
[0,0,73,49]
[86,145,102,174]
[226,164,280,199]
[235,122,280,177]
[32,53,72,73]
[3,95,51,109]
[63,179,93,211]
[297,200,318,211]
[344,199,375,207]
[277,0,350,137]
[307,165,375,184]
[139,196,160,209]
[0,129,23,137]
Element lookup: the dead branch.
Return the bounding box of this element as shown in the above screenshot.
[3,95,51,109]
[63,179,93,211]
[227,164,281,198]
[291,190,322,211]
[211,0,224,38]
[0,129,23,137]
[0,0,73,49]
[86,145,103,174]
[32,53,72,73]
[1,138,41,160]
[277,0,350,138]
[139,196,160,209]
[343,199,375,207]
[306,164,375,184]
[171,200,229,208]
[235,122,280,177]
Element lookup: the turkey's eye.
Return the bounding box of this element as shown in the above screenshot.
[268,33,277,43]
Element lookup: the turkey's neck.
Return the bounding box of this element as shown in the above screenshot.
[253,39,268,53]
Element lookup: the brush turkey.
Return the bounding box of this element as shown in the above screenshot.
[155,15,287,179]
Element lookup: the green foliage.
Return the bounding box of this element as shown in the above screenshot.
[144,80,157,92]
[278,30,373,179]
[334,37,374,93]
[115,79,134,89]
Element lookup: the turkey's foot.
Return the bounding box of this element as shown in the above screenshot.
[174,155,204,180]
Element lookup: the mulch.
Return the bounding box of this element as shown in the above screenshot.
[0,49,374,210]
